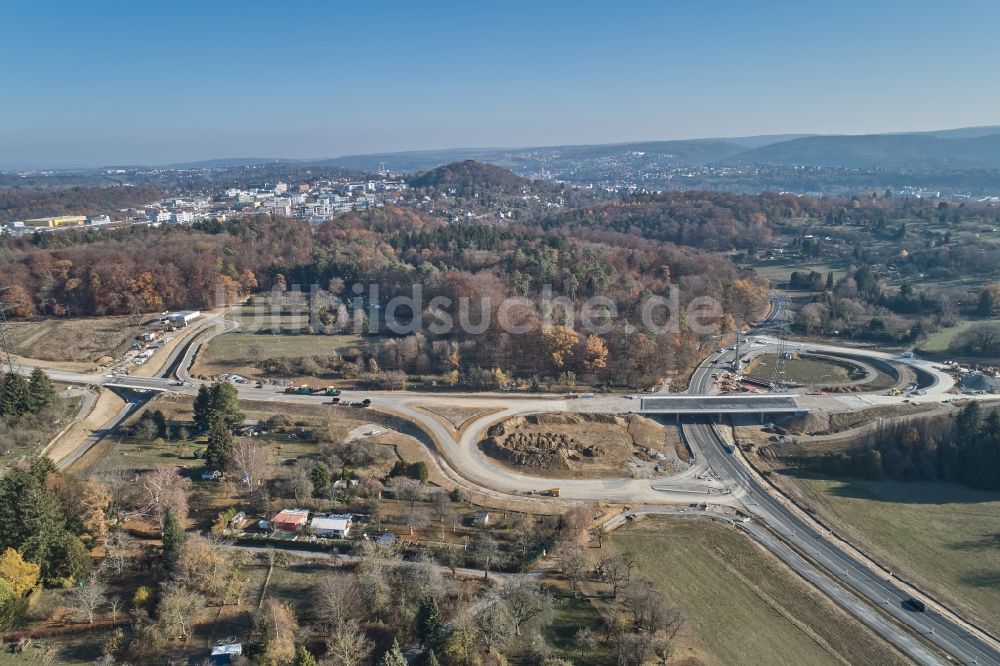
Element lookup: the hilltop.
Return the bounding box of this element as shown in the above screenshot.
[408,159,529,191]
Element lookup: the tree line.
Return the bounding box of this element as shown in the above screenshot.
[796,403,1000,490]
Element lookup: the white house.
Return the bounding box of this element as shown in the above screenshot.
[310,514,352,538]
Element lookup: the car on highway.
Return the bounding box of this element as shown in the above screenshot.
[904,597,927,612]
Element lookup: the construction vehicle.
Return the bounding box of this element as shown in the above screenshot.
[285,385,317,395]
[541,488,560,497]
[324,387,341,396]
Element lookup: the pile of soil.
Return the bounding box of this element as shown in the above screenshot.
[481,413,687,479]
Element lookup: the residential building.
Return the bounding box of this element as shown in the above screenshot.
[210,642,243,665]
[310,514,352,538]
[271,508,310,533]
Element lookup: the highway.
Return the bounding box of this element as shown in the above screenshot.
[681,328,1000,665]
[19,298,1000,663]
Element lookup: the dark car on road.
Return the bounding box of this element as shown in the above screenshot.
[904,597,927,612]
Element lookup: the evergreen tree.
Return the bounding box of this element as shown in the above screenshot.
[378,639,407,666]
[415,597,444,653]
[424,651,441,666]
[193,385,213,431]
[977,289,995,317]
[27,368,56,413]
[194,382,245,432]
[0,373,31,418]
[310,461,332,496]
[161,507,185,572]
[48,534,91,583]
[204,418,234,469]
[294,645,318,666]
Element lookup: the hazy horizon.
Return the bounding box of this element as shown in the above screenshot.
[4,0,1000,168]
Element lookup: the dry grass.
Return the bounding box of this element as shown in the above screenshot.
[784,475,1000,637]
[45,388,126,466]
[596,517,910,666]
[7,316,145,365]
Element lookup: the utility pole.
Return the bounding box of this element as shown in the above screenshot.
[0,287,20,375]
[733,330,742,373]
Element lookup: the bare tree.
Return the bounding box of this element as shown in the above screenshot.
[102,530,135,576]
[574,627,598,656]
[134,466,192,522]
[228,437,271,499]
[472,532,500,580]
[155,583,204,640]
[428,488,451,528]
[405,554,450,603]
[613,631,652,666]
[496,579,554,637]
[326,621,373,666]
[403,505,429,536]
[560,505,592,541]
[473,599,514,652]
[108,594,122,622]
[512,514,538,559]
[289,459,314,501]
[70,576,107,624]
[314,573,363,631]
[558,544,588,597]
[598,553,631,598]
[248,344,265,365]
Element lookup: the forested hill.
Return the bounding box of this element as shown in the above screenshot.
[0,186,166,223]
[730,132,1000,169]
[408,160,529,192]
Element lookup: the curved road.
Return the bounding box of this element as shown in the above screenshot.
[21,298,1000,663]
[684,332,1000,665]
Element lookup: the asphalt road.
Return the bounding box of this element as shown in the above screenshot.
[21,297,1000,663]
[683,338,1000,665]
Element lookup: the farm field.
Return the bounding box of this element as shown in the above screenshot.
[789,475,1000,637]
[596,517,909,666]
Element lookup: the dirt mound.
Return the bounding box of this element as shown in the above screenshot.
[777,412,829,436]
[482,431,595,471]
[961,372,1000,392]
[481,413,688,479]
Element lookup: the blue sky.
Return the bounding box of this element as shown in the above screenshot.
[2,0,998,167]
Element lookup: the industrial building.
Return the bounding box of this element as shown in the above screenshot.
[22,215,87,228]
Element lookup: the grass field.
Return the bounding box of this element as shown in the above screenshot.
[746,354,851,385]
[203,331,366,365]
[751,261,847,287]
[598,518,908,666]
[790,475,1000,636]
[193,330,369,380]
[919,319,980,353]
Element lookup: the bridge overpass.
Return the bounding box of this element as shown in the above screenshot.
[639,394,803,422]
